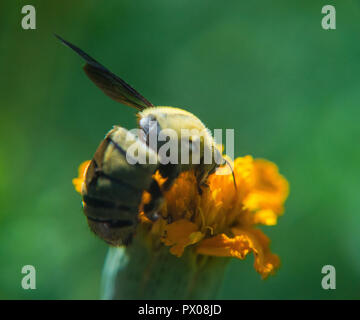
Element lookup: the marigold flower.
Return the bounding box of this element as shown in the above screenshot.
[73,155,289,282]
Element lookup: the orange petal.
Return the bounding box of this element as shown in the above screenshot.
[253,209,278,226]
[138,211,152,224]
[72,160,91,194]
[232,228,280,279]
[243,159,289,218]
[196,229,280,279]
[196,233,252,259]
[162,219,204,257]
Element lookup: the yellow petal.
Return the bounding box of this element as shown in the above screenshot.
[248,159,289,212]
[253,209,278,226]
[196,233,252,259]
[232,228,280,279]
[162,219,204,257]
[196,228,280,279]
[72,160,91,194]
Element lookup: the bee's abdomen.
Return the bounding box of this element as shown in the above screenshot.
[81,126,160,246]
[83,195,131,211]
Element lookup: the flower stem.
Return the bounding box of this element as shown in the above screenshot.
[101,230,229,300]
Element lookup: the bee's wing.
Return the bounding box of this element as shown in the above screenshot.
[55,34,153,111]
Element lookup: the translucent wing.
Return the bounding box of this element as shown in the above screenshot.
[55,34,153,111]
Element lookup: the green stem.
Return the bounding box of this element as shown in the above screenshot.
[101,232,229,300]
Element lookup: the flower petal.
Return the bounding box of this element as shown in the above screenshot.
[253,209,278,226]
[72,160,91,194]
[196,233,252,259]
[232,228,280,279]
[196,228,280,279]
[162,219,204,257]
[243,159,289,216]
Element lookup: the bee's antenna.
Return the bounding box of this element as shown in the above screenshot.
[224,158,237,190]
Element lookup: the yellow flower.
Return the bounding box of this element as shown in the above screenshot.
[74,155,289,279]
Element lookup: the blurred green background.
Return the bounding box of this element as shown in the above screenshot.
[0,1,359,299]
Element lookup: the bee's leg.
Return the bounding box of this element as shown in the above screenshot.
[195,170,209,195]
[197,181,209,195]
[158,164,180,191]
[195,163,217,195]
[167,215,173,224]
[143,178,163,221]
[122,233,134,246]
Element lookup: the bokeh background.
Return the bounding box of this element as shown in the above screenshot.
[0,1,359,299]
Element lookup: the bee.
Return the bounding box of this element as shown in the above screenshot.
[57,35,235,246]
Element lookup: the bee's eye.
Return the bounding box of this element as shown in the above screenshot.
[139,115,160,149]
